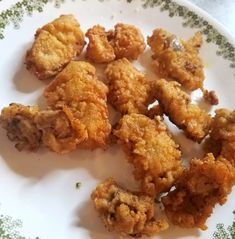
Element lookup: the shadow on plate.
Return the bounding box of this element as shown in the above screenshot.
[0,127,135,185]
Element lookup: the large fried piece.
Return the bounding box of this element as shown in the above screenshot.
[114,114,183,196]
[108,23,145,60]
[91,178,169,237]
[85,25,115,63]
[0,103,41,151]
[148,29,204,91]
[207,108,235,166]
[154,79,212,142]
[0,104,87,153]
[105,58,154,115]
[162,153,235,230]
[26,15,85,80]
[44,61,111,149]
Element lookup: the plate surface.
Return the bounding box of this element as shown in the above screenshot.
[0,0,235,238]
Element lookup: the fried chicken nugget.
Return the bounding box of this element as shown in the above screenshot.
[162,153,235,230]
[0,103,88,153]
[91,178,169,237]
[26,15,85,80]
[154,79,212,142]
[44,61,111,149]
[85,25,115,63]
[105,58,154,115]
[207,109,235,166]
[108,23,146,60]
[0,103,42,151]
[147,29,204,91]
[114,114,183,196]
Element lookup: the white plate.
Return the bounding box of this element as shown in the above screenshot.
[0,0,235,238]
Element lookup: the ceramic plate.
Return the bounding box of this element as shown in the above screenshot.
[0,0,235,238]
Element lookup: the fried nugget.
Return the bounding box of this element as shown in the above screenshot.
[162,153,235,230]
[108,23,146,60]
[44,61,111,149]
[105,58,154,115]
[0,103,42,151]
[26,15,85,80]
[207,109,235,166]
[91,178,169,237]
[114,114,183,196]
[148,29,204,91]
[154,79,212,142]
[85,25,115,63]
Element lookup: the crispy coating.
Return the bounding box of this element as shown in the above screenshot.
[162,153,235,230]
[154,79,212,142]
[208,109,235,166]
[35,109,87,153]
[108,23,146,60]
[147,29,204,91]
[26,15,85,80]
[0,103,42,151]
[85,25,115,63]
[44,61,111,149]
[114,114,183,196]
[91,178,169,237]
[105,58,154,115]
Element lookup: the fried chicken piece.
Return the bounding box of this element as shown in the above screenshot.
[85,25,115,63]
[207,109,235,166]
[108,23,146,60]
[44,61,111,149]
[162,153,235,230]
[154,79,212,142]
[114,114,183,196]
[91,178,169,237]
[35,108,87,153]
[105,58,154,115]
[26,15,85,80]
[0,103,42,151]
[147,29,204,91]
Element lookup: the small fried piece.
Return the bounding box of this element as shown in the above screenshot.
[85,25,115,63]
[108,23,146,60]
[154,79,212,142]
[44,61,111,149]
[148,29,204,91]
[91,178,169,237]
[162,153,235,230]
[208,109,235,166]
[0,103,41,151]
[105,58,154,115]
[114,113,183,196]
[26,15,85,80]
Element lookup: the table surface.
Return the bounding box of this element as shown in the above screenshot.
[189,0,235,37]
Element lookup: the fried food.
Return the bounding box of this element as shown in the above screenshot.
[91,178,169,237]
[154,79,212,142]
[105,58,154,115]
[44,61,111,149]
[0,103,41,151]
[1,61,111,153]
[85,25,115,63]
[147,29,204,91]
[162,153,235,230]
[26,15,85,80]
[207,109,235,166]
[35,109,87,153]
[114,113,183,196]
[108,23,146,60]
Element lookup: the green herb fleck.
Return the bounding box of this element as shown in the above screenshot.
[76,182,82,189]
